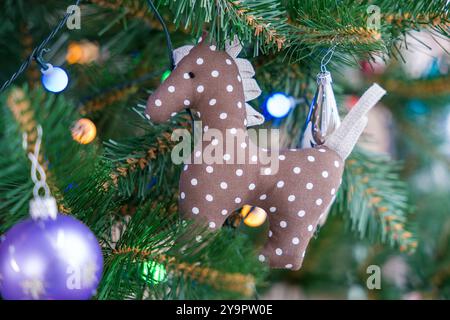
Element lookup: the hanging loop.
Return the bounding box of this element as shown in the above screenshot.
[28,125,50,198]
[320,44,338,73]
[34,48,51,71]
[28,125,58,220]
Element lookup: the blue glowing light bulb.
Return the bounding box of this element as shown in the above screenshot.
[265,93,295,118]
[41,63,69,93]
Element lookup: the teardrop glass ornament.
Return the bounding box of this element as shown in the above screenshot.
[300,71,341,148]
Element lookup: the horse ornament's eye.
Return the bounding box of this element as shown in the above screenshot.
[188,72,195,78]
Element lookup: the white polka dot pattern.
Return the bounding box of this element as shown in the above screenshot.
[147,40,346,271]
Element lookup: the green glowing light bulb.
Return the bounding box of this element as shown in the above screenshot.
[161,70,171,83]
[142,261,167,283]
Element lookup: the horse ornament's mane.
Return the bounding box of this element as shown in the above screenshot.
[172,36,265,127]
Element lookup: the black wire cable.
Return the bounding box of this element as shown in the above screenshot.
[146,0,175,70]
[0,0,81,93]
[145,0,194,127]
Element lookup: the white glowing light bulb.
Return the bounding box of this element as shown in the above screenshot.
[266,93,295,118]
[41,63,69,93]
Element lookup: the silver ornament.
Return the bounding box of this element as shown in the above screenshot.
[300,71,341,148]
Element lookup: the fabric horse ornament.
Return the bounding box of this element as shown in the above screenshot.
[145,37,386,270]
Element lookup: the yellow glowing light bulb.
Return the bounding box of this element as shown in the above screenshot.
[71,118,97,144]
[66,43,83,64]
[241,205,267,227]
[66,41,100,65]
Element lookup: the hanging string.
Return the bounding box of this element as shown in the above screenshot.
[35,48,51,71]
[28,125,50,198]
[146,0,175,70]
[0,0,81,93]
[320,43,338,73]
[145,1,194,126]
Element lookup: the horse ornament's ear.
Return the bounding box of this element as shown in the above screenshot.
[245,103,265,127]
[173,45,194,66]
[199,30,209,43]
[225,36,243,58]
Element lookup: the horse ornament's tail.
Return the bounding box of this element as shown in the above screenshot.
[324,83,386,160]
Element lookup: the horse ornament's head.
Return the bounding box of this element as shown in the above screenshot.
[145,36,264,128]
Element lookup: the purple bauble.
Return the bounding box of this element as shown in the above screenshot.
[0,214,103,300]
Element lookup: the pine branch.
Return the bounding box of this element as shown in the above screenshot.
[98,202,265,299]
[111,247,255,296]
[79,84,140,115]
[381,75,450,98]
[384,11,449,30]
[88,0,168,30]
[104,105,190,199]
[223,0,287,51]
[284,0,449,66]
[5,87,70,213]
[89,0,289,54]
[334,148,417,253]
[19,24,40,89]
[78,70,164,115]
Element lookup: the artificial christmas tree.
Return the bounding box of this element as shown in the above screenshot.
[0,0,448,300]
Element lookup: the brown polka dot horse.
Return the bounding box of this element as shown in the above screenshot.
[145,37,386,270]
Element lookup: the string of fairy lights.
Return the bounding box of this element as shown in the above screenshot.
[0,0,175,94]
[0,0,81,93]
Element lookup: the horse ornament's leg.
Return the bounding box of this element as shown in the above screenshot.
[178,166,236,232]
[259,203,321,270]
